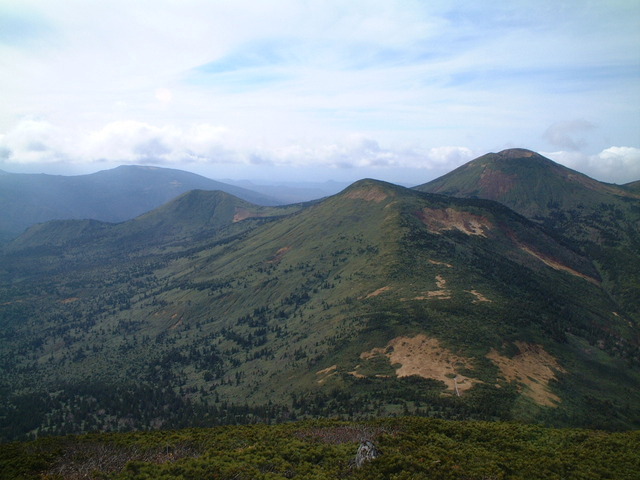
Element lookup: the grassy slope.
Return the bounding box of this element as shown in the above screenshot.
[414,148,638,215]
[0,180,639,440]
[414,148,640,324]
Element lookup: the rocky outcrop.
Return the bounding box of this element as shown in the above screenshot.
[355,440,380,468]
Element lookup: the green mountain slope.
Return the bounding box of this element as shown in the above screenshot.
[1,179,639,441]
[5,189,302,255]
[0,165,280,242]
[414,148,638,215]
[622,179,640,193]
[415,148,640,324]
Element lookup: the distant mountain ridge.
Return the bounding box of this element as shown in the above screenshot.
[0,165,281,242]
[8,189,305,256]
[220,179,350,204]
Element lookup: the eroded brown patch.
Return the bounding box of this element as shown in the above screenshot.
[233,208,268,223]
[478,168,518,197]
[363,286,392,299]
[232,208,252,222]
[487,342,566,407]
[428,259,453,268]
[316,365,337,375]
[169,316,183,330]
[344,185,389,203]
[268,246,292,264]
[347,366,366,379]
[468,290,491,303]
[358,334,476,393]
[316,365,338,384]
[60,297,80,304]
[417,208,492,237]
[413,275,451,300]
[517,243,600,285]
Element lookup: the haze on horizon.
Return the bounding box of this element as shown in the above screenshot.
[1,0,639,185]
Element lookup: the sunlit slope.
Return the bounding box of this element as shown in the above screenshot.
[1,179,639,440]
[415,148,638,216]
[415,148,640,323]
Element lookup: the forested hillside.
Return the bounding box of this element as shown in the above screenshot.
[2,168,638,441]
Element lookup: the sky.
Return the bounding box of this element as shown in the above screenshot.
[0,0,639,185]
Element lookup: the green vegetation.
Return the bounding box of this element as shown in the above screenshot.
[1,418,638,479]
[415,148,640,325]
[1,167,639,441]
[0,165,280,242]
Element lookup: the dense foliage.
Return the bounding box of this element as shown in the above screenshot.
[2,417,638,480]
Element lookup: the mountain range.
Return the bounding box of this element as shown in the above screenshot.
[0,165,283,243]
[0,149,638,441]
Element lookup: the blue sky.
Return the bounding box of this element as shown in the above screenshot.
[0,0,638,184]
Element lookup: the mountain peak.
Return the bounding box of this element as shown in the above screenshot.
[113,164,156,169]
[477,148,557,168]
[340,178,403,201]
[493,148,538,159]
[415,148,627,202]
[490,148,542,158]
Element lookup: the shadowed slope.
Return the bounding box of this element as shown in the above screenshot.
[0,165,280,241]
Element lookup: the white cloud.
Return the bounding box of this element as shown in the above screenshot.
[0,119,66,163]
[155,88,172,104]
[2,117,636,184]
[544,147,640,184]
[543,120,596,151]
[1,1,638,182]
[593,147,640,183]
[0,119,233,165]
[0,118,475,177]
[425,146,474,166]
